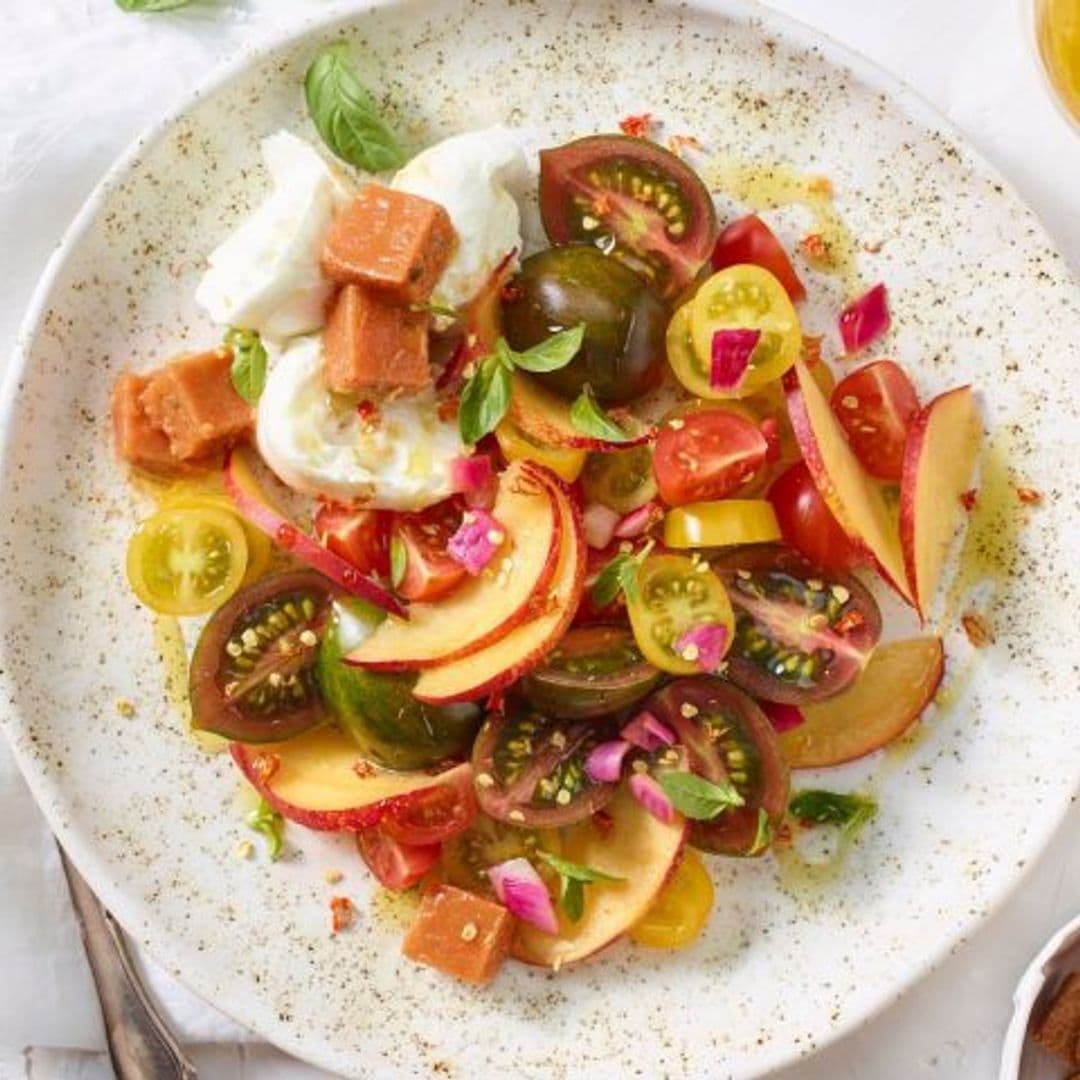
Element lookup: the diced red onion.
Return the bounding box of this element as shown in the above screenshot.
[487,857,558,935]
[674,623,729,672]
[583,502,620,550]
[629,772,676,824]
[839,283,890,353]
[620,711,675,752]
[446,508,505,575]
[760,700,805,733]
[585,739,632,783]
[450,454,496,509]
[710,328,761,390]
[613,501,663,539]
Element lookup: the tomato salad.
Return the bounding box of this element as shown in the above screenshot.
[111,45,981,985]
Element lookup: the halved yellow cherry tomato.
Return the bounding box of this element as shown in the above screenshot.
[667,265,801,400]
[495,417,586,483]
[664,500,782,549]
[630,849,714,949]
[158,492,273,584]
[126,505,248,616]
[626,553,735,675]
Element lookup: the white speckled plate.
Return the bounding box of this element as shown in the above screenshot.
[2,2,1078,1077]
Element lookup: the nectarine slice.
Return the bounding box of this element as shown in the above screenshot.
[899,385,981,616]
[411,474,586,704]
[786,360,913,603]
[347,461,561,670]
[778,636,944,768]
[513,784,687,969]
[230,728,471,831]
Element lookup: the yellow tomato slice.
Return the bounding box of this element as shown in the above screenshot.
[664,500,782,549]
[627,553,735,675]
[126,505,248,616]
[630,850,714,949]
[495,417,586,483]
[158,492,273,584]
[671,265,801,399]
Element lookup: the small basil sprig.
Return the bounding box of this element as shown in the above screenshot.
[457,326,585,445]
[116,0,195,10]
[536,851,623,923]
[569,383,632,443]
[590,539,654,608]
[747,808,773,856]
[225,327,268,404]
[246,798,285,860]
[304,44,406,172]
[389,534,408,589]
[789,790,877,842]
[657,771,745,821]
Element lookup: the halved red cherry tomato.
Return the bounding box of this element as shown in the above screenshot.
[383,768,478,846]
[767,462,864,574]
[830,359,919,481]
[356,827,441,891]
[314,503,391,578]
[711,214,805,303]
[539,135,718,298]
[652,410,769,506]
[392,499,467,602]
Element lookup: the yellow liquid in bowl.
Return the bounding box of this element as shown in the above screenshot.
[1036,0,1080,123]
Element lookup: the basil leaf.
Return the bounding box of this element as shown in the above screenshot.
[590,552,633,609]
[246,798,285,860]
[304,44,406,172]
[537,851,623,885]
[458,355,512,445]
[389,535,407,589]
[657,771,745,821]
[789,790,877,841]
[569,384,631,442]
[225,328,268,404]
[562,877,585,923]
[509,325,586,374]
[410,300,460,321]
[116,0,194,10]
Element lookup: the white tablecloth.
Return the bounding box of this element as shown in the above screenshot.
[1,1,1077,1077]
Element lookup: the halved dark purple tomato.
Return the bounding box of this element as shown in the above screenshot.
[539,135,719,299]
[521,625,663,719]
[704,544,881,704]
[190,570,333,742]
[646,677,789,856]
[440,814,557,898]
[708,545,881,704]
[471,703,616,827]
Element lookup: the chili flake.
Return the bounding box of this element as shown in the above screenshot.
[437,396,460,424]
[1016,486,1043,506]
[618,113,654,139]
[667,134,704,157]
[834,609,866,636]
[799,233,830,265]
[801,335,825,368]
[356,400,381,429]
[249,752,281,785]
[961,612,994,648]
[330,896,354,934]
[959,488,978,512]
[352,759,376,779]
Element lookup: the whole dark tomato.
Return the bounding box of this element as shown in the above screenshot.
[314,504,391,578]
[521,625,662,719]
[711,214,805,302]
[539,134,718,299]
[708,545,882,704]
[502,246,668,405]
[767,461,864,573]
[652,409,769,506]
[470,703,617,828]
[392,499,467,602]
[831,359,919,481]
[645,677,789,857]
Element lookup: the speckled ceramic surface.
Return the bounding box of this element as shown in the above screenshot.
[1,2,1078,1077]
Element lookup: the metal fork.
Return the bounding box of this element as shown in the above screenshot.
[59,845,198,1080]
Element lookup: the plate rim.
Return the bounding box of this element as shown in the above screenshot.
[1,0,1077,1075]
